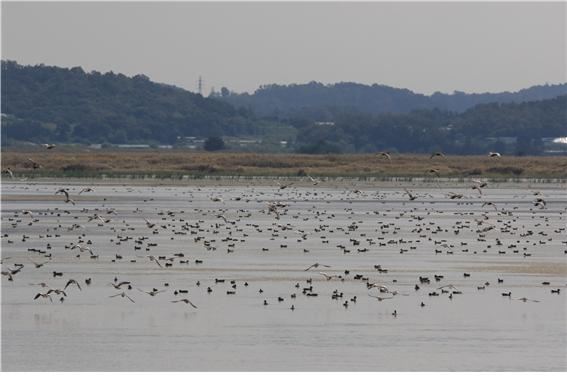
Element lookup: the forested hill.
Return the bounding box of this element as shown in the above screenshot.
[1,61,565,155]
[1,60,276,144]
[219,81,567,118]
[293,95,567,155]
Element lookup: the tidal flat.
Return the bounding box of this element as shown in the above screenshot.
[1,179,566,371]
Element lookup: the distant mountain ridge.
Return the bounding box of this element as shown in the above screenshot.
[219,81,567,118]
[1,61,565,155]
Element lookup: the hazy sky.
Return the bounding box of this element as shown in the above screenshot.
[2,1,565,95]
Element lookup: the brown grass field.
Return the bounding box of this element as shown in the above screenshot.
[2,149,567,179]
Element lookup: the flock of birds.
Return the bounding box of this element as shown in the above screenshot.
[1,149,566,320]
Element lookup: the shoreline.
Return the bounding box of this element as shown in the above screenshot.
[2,151,567,180]
[2,175,566,189]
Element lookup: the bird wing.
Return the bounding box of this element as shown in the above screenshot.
[152,258,163,268]
[368,293,392,301]
[437,284,455,290]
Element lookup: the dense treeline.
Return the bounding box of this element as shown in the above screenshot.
[1,61,565,155]
[219,81,567,118]
[1,61,284,145]
[293,96,567,155]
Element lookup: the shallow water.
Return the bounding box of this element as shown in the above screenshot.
[1,181,566,371]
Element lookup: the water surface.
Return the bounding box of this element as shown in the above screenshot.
[2,180,566,371]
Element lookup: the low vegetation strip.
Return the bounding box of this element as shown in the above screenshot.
[2,150,567,179]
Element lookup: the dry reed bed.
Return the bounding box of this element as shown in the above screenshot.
[2,150,567,178]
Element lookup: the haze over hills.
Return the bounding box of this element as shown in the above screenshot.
[218,81,567,119]
[1,61,566,155]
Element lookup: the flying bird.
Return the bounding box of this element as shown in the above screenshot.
[472,185,483,196]
[516,297,539,303]
[368,294,393,301]
[377,152,392,161]
[109,281,131,289]
[404,188,418,201]
[144,218,156,229]
[2,168,14,179]
[55,188,75,205]
[482,202,498,211]
[437,284,457,290]
[367,284,391,293]
[22,210,34,218]
[78,188,94,194]
[64,279,82,291]
[171,299,198,308]
[430,152,446,159]
[47,289,67,297]
[109,292,135,303]
[34,292,53,302]
[27,158,42,169]
[28,258,49,268]
[89,214,110,224]
[307,175,319,186]
[427,168,441,177]
[305,263,331,271]
[141,255,162,268]
[138,288,166,297]
[472,179,488,188]
[319,272,342,281]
